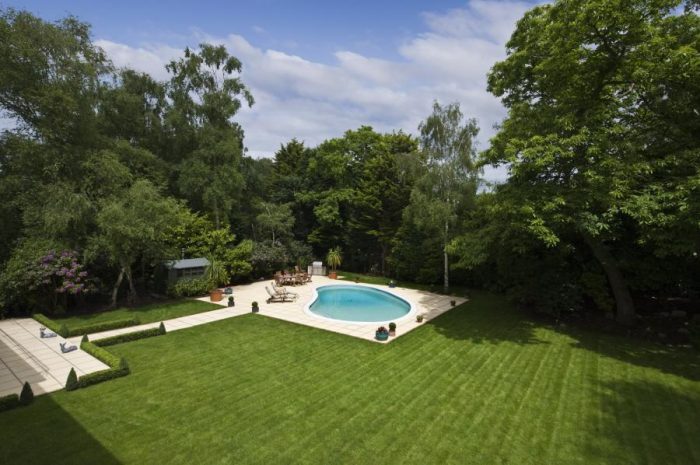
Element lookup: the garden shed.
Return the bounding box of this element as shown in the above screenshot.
[163,257,210,284]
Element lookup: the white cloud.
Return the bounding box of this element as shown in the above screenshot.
[97,1,536,182]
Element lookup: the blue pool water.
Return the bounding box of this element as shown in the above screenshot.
[309,285,411,322]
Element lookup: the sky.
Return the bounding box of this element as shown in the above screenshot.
[5,0,543,182]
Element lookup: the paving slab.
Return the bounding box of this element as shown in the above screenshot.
[0,319,109,397]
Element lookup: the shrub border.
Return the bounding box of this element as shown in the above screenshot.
[33,314,140,337]
[65,323,166,391]
[0,393,20,412]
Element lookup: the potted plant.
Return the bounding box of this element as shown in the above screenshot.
[388,322,396,336]
[326,247,342,279]
[416,314,425,323]
[388,280,396,288]
[375,326,389,341]
[206,259,229,302]
[228,296,235,307]
[451,300,456,307]
[251,301,259,313]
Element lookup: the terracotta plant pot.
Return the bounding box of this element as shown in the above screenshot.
[209,290,223,302]
[328,271,338,279]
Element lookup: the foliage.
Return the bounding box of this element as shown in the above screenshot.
[32,313,63,335]
[65,368,78,391]
[18,382,33,406]
[93,326,165,347]
[478,0,700,324]
[64,318,140,338]
[167,277,210,297]
[326,247,342,272]
[0,393,20,412]
[251,241,289,277]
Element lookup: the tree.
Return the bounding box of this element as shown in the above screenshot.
[483,0,700,324]
[406,102,480,292]
[95,180,184,306]
[326,247,342,273]
[255,202,295,245]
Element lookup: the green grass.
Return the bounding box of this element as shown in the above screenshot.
[337,270,469,296]
[2,293,699,465]
[55,299,221,327]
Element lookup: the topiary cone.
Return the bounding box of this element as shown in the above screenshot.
[19,382,34,405]
[65,368,78,391]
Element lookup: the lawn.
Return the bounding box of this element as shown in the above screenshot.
[55,299,221,327]
[1,293,699,465]
[337,270,469,297]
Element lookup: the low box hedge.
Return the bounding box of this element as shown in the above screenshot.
[65,342,130,391]
[93,324,166,347]
[67,317,140,337]
[33,314,141,337]
[0,393,20,412]
[32,313,64,335]
[80,341,122,368]
[75,361,129,389]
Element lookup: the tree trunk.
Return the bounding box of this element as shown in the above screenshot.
[380,243,387,276]
[110,268,125,308]
[125,264,138,305]
[443,221,449,293]
[582,232,635,325]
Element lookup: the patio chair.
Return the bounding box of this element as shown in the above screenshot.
[265,286,295,304]
[60,342,77,353]
[272,281,298,298]
[40,327,57,338]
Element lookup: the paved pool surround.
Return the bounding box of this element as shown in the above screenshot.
[198,276,467,344]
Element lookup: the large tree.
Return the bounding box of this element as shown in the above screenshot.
[483,0,700,324]
[406,102,480,292]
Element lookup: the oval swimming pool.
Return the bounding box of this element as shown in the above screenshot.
[308,285,411,323]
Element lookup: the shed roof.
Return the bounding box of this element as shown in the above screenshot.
[164,258,210,270]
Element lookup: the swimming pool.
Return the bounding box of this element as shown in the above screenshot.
[308,285,411,323]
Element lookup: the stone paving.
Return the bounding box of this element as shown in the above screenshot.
[195,276,467,344]
[0,276,465,397]
[0,319,109,397]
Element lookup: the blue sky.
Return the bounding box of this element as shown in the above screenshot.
[6,0,542,181]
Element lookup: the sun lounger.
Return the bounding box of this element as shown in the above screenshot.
[272,282,298,298]
[60,342,77,353]
[265,286,295,304]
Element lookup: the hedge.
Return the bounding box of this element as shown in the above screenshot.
[0,394,20,412]
[32,313,63,335]
[67,317,140,337]
[63,341,130,391]
[32,314,141,337]
[93,324,166,347]
[81,341,122,368]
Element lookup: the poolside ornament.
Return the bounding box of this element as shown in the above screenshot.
[388,280,396,288]
[228,296,235,307]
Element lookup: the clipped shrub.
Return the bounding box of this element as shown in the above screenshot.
[0,394,20,412]
[93,326,163,347]
[65,368,78,391]
[58,323,69,337]
[167,277,210,298]
[76,364,130,389]
[80,341,121,367]
[67,318,140,337]
[81,334,89,344]
[19,382,33,406]
[33,313,62,333]
[158,322,166,335]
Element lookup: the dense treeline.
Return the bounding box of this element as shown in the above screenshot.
[1,1,698,331]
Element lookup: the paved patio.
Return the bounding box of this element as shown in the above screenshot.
[0,319,109,397]
[195,276,467,343]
